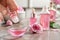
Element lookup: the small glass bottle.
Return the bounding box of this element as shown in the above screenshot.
[9,11,19,24]
[40,6,50,30]
[49,2,56,22]
[30,8,37,25]
[17,7,26,27]
[29,8,43,33]
[17,7,25,21]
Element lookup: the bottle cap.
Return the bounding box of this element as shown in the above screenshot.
[40,6,50,14]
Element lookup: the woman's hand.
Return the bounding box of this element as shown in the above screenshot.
[7,0,17,12]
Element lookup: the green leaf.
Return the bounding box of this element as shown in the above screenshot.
[53,23,60,29]
[50,21,55,28]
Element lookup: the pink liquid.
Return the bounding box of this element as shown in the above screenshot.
[30,17,37,25]
[8,29,25,37]
[40,14,50,30]
[49,10,56,22]
[12,30,25,35]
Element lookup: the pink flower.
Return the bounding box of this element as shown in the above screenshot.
[30,24,43,33]
[6,20,13,26]
[54,0,60,4]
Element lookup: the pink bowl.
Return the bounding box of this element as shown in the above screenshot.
[8,27,27,37]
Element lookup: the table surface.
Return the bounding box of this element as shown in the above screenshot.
[0,24,60,40]
[16,30,60,40]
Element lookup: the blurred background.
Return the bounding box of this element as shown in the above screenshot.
[15,0,60,19]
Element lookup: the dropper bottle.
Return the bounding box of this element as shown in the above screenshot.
[30,8,43,33]
[30,8,37,25]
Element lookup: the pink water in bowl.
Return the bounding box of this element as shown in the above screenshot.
[40,14,50,30]
[8,27,27,37]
